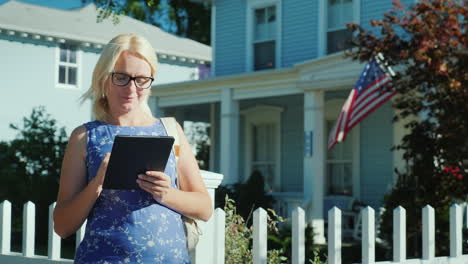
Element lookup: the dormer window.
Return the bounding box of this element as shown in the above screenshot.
[56,44,80,88]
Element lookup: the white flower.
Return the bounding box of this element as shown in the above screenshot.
[124,257,130,263]
[147,240,155,247]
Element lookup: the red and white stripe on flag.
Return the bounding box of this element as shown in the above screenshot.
[328,57,395,150]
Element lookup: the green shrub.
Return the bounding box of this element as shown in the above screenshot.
[224,195,287,264]
[0,106,69,254]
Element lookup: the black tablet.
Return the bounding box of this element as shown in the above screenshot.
[103,135,175,189]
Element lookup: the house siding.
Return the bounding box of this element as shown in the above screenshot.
[360,0,416,33]
[282,0,318,68]
[359,101,394,208]
[0,37,95,140]
[155,60,203,85]
[214,0,416,76]
[214,0,246,77]
[1,36,207,141]
[239,95,303,192]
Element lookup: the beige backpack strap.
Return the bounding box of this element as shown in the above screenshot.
[161,118,201,256]
[160,117,180,163]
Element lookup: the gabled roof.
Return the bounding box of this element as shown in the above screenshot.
[0,1,211,64]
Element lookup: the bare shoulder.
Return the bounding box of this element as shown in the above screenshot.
[69,125,87,144]
[71,125,87,138]
[67,125,87,157]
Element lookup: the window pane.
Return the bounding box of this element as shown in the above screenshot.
[342,0,353,23]
[254,8,266,41]
[255,8,265,24]
[328,0,341,29]
[327,120,340,159]
[327,119,353,159]
[69,49,77,63]
[343,163,353,194]
[342,132,353,159]
[327,163,353,195]
[252,122,277,191]
[255,125,266,161]
[267,20,276,40]
[267,6,276,23]
[328,0,354,30]
[60,48,67,62]
[267,6,276,40]
[254,40,275,70]
[254,123,276,161]
[266,124,275,161]
[59,66,66,84]
[68,67,77,85]
[327,28,353,54]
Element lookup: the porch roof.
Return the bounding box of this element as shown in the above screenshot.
[151,52,364,107]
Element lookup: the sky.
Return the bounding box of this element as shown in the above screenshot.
[0,0,84,9]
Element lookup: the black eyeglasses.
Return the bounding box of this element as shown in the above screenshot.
[111,72,154,89]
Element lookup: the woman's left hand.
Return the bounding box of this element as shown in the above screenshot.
[137,171,172,203]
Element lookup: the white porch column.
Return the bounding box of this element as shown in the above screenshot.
[209,103,217,172]
[303,90,326,244]
[220,88,239,184]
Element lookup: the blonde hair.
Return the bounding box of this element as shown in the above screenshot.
[80,33,158,122]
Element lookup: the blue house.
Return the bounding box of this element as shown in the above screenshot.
[0,0,211,140]
[151,0,417,242]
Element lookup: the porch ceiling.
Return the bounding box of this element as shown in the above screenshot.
[152,52,364,107]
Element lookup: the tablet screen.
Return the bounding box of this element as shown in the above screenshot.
[103,135,175,189]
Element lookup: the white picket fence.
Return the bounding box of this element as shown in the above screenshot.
[208,204,468,264]
[0,170,224,264]
[1,199,468,263]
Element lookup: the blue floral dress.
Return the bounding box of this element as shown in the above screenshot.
[74,120,190,264]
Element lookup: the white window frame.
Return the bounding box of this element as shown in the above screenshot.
[318,0,360,57]
[246,0,282,72]
[55,44,82,89]
[325,99,360,199]
[241,105,283,191]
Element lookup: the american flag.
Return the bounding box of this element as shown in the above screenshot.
[328,55,396,150]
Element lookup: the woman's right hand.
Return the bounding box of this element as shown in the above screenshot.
[91,152,111,192]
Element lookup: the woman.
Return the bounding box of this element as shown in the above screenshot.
[53,33,212,263]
